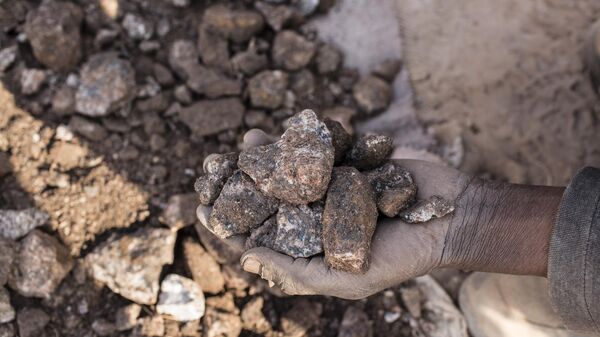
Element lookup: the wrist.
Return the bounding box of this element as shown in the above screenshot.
[440,177,564,276]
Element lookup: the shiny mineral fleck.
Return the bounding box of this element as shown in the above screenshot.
[399,195,454,223]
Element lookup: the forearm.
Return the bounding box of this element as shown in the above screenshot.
[441,178,564,276]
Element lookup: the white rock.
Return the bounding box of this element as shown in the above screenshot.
[0,208,48,240]
[156,274,205,322]
[20,69,46,95]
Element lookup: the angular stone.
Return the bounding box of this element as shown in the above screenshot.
[49,142,88,171]
[168,39,199,79]
[156,274,205,322]
[0,238,15,286]
[338,306,372,337]
[183,239,225,294]
[179,98,244,137]
[207,171,279,238]
[68,116,107,142]
[365,162,417,217]
[273,203,323,258]
[203,308,242,337]
[272,30,317,71]
[195,152,238,205]
[241,296,271,334]
[194,222,241,264]
[8,230,73,298]
[245,216,277,251]
[160,193,198,230]
[122,13,153,40]
[0,46,17,73]
[323,167,378,274]
[372,58,402,82]
[16,308,49,337]
[346,135,393,171]
[231,48,268,76]
[203,6,265,43]
[186,65,241,98]
[248,70,289,109]
[52,86,76,116]
[290,69,315,98]
[315,43,342,74]
[115,304,141,331]
[85,227,176,305]
[25,1,83,71]
[0,208,48,240]
[0,287,14,324]
[281,300,323,337]
[352,75,392,115]
[134,315,164,337]
[239,110,334,204]
[324,118,352,164]
[0,324,14,337]
[255,2,303,31]
[198,24,231,73]
[20,69,46,95]
[152,63,174,86]
[399,196,454,224]
[75,53,136,117]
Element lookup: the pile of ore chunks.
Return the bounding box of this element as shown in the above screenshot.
[195,110,454,274]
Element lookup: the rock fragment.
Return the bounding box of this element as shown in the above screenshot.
[0,46,17,73]
[24,0,83,71]
[16,308,49,337]
[115,304,141,331]
[203,6,265,43]
[198,24,231,73]
[400,285,423,318]
[315,43,342,74]
[324,118,352,164]
[0,324,14,337]
[8,230,73,298]
[0,287,14,324]
[207,171,279,238]
[134,315,165,337]
[365,162,417,217]
[122,13,153,40]
[399,196,454,224]
[91,319,116,336]
[232,48,268,75]
[322,167,378,274]
[168,39,198,79]
[346,135,393,171]
[338,306,372,337]
[194,222,241,264]
[239,110,334,204]
[272,30,317,70]
[183,239,225,294]
[179,98,244,137]
[160,193,198,229]
[156,274,205,322]
[248,70,289,109]
[0,238,15,286]
[52,86,76,116]
[85,227,176,305]
[372,58,402,82]
[241,297,271,334]
[19,69,46,95]
[75,53,136,117]
[68,116,107,141]
[0,208,48,240]
[203,308,243,337]
[245,216,277,251]
[195,152,238,205]
[272,203,323,258]
[186,65,241,98]
[352,75,392,115]
[281,300,323,337]
[255,2,303,31]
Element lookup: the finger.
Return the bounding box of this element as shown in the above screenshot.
[223,234,246,252]
[196,204,247,251]
[241,129,277,150]
[196,204,212,227]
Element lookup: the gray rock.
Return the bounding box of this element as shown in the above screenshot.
[195,152,238,205]
[8,230,73,298]
[248,70,289,109]
[203,6,265,43]
[0,287,14,324]
[156,274,205,322]
[52,86,76,116]
[324,118,352,164]
[179,98,244,137]
[174,85,192,104]
[345,134,393,171]
[25,1,83,71]
[122,13,153,40]
[338,306,372,337]
[0,238,15,286]
[372,58,402,82]
[19,69,46,95]
[0,208,48,240]
[160,193,198,230]
[115,304,141,331]
[255,2,303,31]
[0,46,17,73]
[68,116,107,141]
[323,167,378,274]
[92,319,116,336]
[152,63,174,86]
[352,75,392,114]
[75,53,136,117]
[238,110,334,204]
[168,39,199,79]
[272,30,317,70]
[186,65,241,98]
[198,24,231,73]
[315,43,342,74]
[183,239,224,294]
[399,196,454,224]
[85,227,176,305]
[231,48,268,76]
[273,203,323,258]
[365,162,417,217]
[207,171,279,238]
[16,308,49,337]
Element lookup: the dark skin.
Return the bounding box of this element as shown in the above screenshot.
[198,131,565,299]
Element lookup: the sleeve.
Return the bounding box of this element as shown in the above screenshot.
[548,166,600,336]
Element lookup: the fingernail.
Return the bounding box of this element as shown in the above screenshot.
[268,280,275,288]
[242,257,262,274]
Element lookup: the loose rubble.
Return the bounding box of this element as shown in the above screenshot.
[156,274,206,322]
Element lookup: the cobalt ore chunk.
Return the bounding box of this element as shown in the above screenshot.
[207,171,279,239]
[245,216,277,251]
[345,134,393,170]
[273,203,323,258]
[238,110,334,205]
[365,162,417,217]
[399,195,455,224]
[322,167,378,274]
[324,118,352,164]
[195,152,238,205]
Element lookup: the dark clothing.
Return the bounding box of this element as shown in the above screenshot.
[549,167,600,336]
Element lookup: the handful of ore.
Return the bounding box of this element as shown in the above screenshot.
[195,110,454,274]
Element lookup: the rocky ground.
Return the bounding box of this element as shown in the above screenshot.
[0,0,465,336]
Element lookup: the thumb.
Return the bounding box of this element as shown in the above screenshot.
[241,247,316,296]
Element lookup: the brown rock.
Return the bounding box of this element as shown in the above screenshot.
[338,306,373,337]
[241,297,271,334]
[195,152,238,205]
[324,118,352,164]
[49,142,87,171]
[315,43,342,74]
[0,238,15,286]
[255,2,303,31]
[8,230,73,298]
[365,162,417,217]
[222,263,253,293]
[272,30,317,71]
[231,48,268,76]
[183,238,225,294]
[238,110,334,204]
[400,285,423,318]
[205,292,238,314]
[16,308,49,337]
[198,24,231,73]
[399,195,454,224]
[290,69,315,98]
[161,193,198,229]
[248,70,289,109]
[51,86,76,116]
[281,300,323,337]
[322,167,378,274]
[372,59,402,82]
[25,1,83,71]
[179,98,244,137]
[352,75,392,115]
[194,222,241,264]
[186,65,241,98]
[203,6,265,43]
[134,315,165,337]
[203,308,243,337]
[207,171,279,238]
[68,116,107,142]
[115,304,141,331]
[345,135,393,171]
